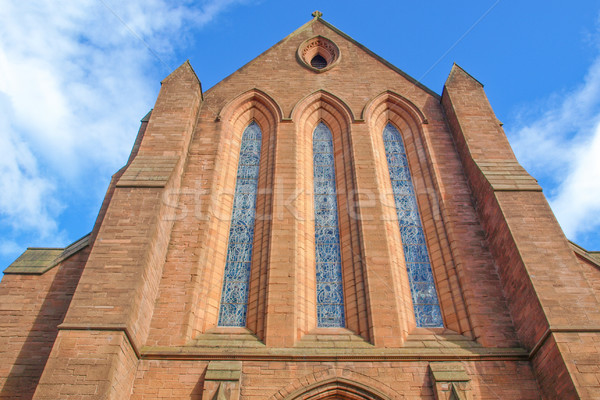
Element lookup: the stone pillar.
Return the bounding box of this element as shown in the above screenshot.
[201,362,242,400]
[429,362,471,400]
[33,61,203,399]
[442,64,600,399]
[350,122,408,346]
[263,121,298,347]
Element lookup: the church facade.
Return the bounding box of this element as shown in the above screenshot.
[2,13,600,399]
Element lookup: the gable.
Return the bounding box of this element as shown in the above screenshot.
[202,16,439,121]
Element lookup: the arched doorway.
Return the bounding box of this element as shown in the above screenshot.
[281,377,395,400]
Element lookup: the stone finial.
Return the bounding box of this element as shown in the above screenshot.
[312,10,323,18]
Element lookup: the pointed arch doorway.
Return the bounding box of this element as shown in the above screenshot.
[279,377,395,400]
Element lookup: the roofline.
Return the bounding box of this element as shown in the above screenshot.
[204,16,440,100]
[569,240,600,268]
[317,18,440,99]
[446,63,485,88]
[162,60,204,101]
[204,18,316,95]
[4,233,91,275]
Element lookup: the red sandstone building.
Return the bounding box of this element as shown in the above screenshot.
[1,12,600,400]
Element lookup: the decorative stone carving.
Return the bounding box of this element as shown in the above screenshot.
[297,36,340,73]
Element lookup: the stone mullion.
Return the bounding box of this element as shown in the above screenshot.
[415,119,472,336]
[247,113,276,341]
[351,122,408,346]
[263,122,298,347]
[335,121,369,340]
[298,117,318,336]
[348,123,371,340]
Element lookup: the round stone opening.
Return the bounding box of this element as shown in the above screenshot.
[297,36,340,72]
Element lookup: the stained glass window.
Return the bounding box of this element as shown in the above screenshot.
[383,123,443,328]
[313,122,345,327]
[218,122,262,327]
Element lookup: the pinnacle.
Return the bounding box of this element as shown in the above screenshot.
[312,10,323,18]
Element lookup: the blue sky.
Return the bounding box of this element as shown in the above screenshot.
[1,0,600,271]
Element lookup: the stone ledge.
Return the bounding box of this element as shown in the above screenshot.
[570,241,600,268]
[190,327,266,348]
[140,345,528,362]
[430,362,470,382]
[295,327,372,349]
[476,160,542,192]
[4,234,90,275]
[116,155,179,188]
[205,361,242,381]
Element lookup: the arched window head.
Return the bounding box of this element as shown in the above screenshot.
[313,122,345,327]
[383,123,443,328]
[218,121,262,327]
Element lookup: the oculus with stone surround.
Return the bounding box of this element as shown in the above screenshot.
[297,35,340,73]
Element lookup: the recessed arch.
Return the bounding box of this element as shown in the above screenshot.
[293,91,370,342]
[271,372,401,400]
[290,89,356,124]
[218,88,284,124]
[362,90,428,126]
[284,378,391,400]
[363,93,472,336]
[193,89,279,341]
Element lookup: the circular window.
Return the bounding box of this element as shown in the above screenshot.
[297,36,340,73]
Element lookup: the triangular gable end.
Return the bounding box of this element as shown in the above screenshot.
[201,13,439,117]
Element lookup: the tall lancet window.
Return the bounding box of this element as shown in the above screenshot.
[313,122,345,327]
[218,121,262,327]
[383,123,443,327]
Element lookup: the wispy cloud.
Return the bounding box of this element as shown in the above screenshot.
[550,123,600,238]
[0,0,247,265]
[508,54,600,244]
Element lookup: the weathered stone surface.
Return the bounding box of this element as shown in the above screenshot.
[1,15,598,400]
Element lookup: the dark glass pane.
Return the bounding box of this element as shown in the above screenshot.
[218,122,262,327]
[310,54,328,69]
[313,122,345,327]
[383,123,443,328]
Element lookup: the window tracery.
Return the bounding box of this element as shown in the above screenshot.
[218,121,262,326]
[313,122,345,327]
[383,123,443,327]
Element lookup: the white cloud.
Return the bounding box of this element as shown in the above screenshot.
[0,240,22,258]
[549,123,600,237]
[508,55,600,243]
[0,97,60,236]
[0,0,247,264]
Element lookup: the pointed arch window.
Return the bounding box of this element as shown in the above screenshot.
[218,121,262,327]
[383,123,443,327]
[313,122,345,327]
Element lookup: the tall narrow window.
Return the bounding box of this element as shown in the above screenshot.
[313,122,345,327]
[218,121,262,327]
[383,123,443,328]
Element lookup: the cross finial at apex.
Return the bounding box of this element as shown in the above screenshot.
[312,10,323,18]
